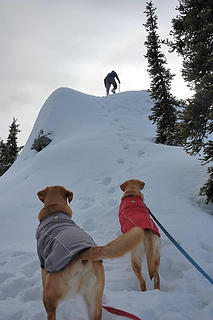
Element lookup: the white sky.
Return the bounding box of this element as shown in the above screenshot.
[0,0,192,145]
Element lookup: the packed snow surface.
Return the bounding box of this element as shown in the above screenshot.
[0,88,212,320]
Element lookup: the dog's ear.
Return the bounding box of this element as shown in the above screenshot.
[66,189,73,203]
[120,181,128,192]
[37,187,47,202]
[138,180,145,190]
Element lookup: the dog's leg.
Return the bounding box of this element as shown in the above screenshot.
[42,274,62,320]
[41,268,47,288]
[154,256,160,290]
[131,242,147,291]
[153,236,161,290]
[43,293,57,320]
[81,261,105,320]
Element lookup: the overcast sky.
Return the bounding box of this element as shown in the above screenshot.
[0,0,191,145]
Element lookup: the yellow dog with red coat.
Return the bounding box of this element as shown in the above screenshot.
[119,179,161,291]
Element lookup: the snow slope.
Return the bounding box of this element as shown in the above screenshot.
[0,88,212,320]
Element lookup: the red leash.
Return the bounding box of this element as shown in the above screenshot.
[102,305,142,320]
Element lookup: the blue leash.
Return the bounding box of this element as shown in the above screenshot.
[145,204,213,286]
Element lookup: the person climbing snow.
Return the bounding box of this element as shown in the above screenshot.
[104,71,120,96]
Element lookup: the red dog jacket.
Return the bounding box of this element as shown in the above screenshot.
[119,196,160,237]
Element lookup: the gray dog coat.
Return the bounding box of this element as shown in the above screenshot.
[36,212,96,273]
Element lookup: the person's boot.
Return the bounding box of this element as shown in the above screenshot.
[111,88,116,94]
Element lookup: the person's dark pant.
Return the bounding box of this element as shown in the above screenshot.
[105,79,117,95]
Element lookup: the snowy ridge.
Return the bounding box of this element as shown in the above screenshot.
[0,88,212,320]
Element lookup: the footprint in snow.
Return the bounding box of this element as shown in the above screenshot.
[78,196,95,210]
[122,142,129,150]
[127,167,134,174]
[116,158,125,165]
[200,242,213,253]
[138,150,145,157]
[119,125,126,130]
[101,177,112,186]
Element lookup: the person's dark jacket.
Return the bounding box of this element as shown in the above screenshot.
[104,71,120,87]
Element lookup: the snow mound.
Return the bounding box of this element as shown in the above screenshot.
[0,87,212,320]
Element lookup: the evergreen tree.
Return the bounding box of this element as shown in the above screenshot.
[0,140,8,176]
[0,118,21,176]
[171,0,213,203]
[144,1,179,145]
[6,118,21,165]
[199,141,213,203]
[0,140,6,176]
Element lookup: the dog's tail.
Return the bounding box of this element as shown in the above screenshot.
[80,227,144,261]
[144,230,155,280]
